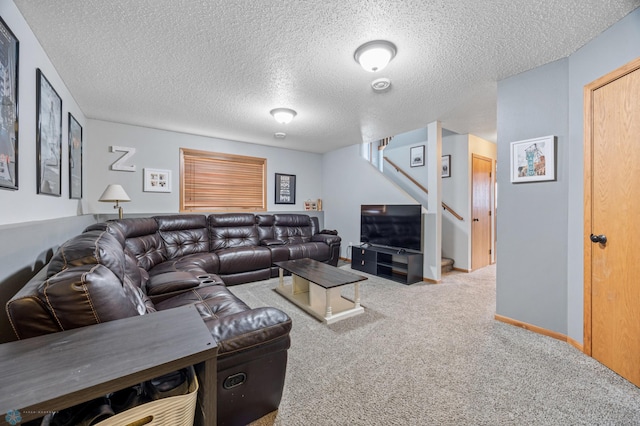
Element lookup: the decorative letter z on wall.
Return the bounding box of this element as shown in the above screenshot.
[110,146,136,172]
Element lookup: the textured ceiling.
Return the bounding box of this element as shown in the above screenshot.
[13,0,640,153]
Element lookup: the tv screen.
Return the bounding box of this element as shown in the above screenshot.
[360,204,422,252]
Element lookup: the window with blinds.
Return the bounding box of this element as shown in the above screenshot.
[180,148,267,212]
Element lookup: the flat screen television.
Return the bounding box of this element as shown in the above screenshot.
[360,204,422,252]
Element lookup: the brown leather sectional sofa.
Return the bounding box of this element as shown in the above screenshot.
[6,213,341,426]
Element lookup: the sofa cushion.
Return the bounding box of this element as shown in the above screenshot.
[215,246,272,274]
[285,242,330,262]
[154,285,250,320]
[255,214,275,242]
[124,233,166,271]
[48,265,142,326]
[155,214,209,259]
[47,230,126,281]
[209,213,259,250]
[148,252,220,277]
[273,214,314,244]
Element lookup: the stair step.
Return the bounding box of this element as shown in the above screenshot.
[442,257,454,273]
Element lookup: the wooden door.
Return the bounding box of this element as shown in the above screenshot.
[584,57,640,387]
[471,155,492,270]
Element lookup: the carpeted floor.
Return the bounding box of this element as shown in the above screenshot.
[229,264,640,425]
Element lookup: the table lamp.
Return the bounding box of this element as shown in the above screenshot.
[99,184,131,219]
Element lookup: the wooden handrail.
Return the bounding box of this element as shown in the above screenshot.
[384,157,464,221]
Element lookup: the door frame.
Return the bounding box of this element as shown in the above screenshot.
[583,56,640,356]
[471,153,495,270]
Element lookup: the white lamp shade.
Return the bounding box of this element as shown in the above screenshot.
[270,108,297,124]
[99,184,131,202]
[354,40,397,72]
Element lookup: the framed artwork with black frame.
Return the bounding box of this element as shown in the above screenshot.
[442,155,451,178]
[0,17,19,191]
[36,69,62,196]
[410,145,425,167]
[275,173,296,204]
[68,113,83,199]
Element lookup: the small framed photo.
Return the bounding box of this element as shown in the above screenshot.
[36,69,62,197]
[275,173,296,204]
[68,113,83,199]
[442,155,451,178]
[510,135,556,183]
[410,145,425,167]
[0,17,19,191]
[144,168,171,192]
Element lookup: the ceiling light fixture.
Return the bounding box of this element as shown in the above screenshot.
[354,40,397,72]
[270,108,297,124]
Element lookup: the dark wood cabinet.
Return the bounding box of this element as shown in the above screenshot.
[0,305,217,425]
[351,245,423,284]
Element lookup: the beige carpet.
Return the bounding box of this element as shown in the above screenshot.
[229,264,640,425]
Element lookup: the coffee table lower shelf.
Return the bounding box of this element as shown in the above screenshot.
[275,271,364,324]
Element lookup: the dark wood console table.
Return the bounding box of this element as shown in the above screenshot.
[0,305,217,425]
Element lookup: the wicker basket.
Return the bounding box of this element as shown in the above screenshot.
[96,367,198,426]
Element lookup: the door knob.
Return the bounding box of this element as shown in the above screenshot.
[590,234,607,244]
[473,218,479,222]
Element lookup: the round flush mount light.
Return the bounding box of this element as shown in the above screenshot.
[354,40,397,72]
[270,108,297,124]
[274,132,287,139]
[371,77,392,92]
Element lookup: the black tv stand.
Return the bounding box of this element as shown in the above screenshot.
[351,245,423,285]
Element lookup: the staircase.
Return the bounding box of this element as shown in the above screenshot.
[442,257,454,274]
[362,137,462,277]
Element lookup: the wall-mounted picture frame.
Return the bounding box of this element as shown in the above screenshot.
[510,135,556,183]
[36,69,62,197]
[275,173,295,204]
[0,17,19,191]
[144,168,171,192]
[442,155,451,178]
[68,113,82,199]
[410,145,425,167]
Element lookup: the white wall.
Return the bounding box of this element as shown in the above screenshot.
[0,1,87,225]
[86,120,323,215]
[442,133,470,269]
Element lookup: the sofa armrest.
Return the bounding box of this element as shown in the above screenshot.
[204,307,291,357]
[146,271,202,296]
[312,233,341,245]
[260,239,285,246]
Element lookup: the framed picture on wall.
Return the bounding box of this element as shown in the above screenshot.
[410,145,425,167]
[510,135,556,183]
[68,113,83,199]
[144,168,172,192]
[36,68,63,197]
[275,173,296,204]
[0,17,19,191]
[442,155,451,178]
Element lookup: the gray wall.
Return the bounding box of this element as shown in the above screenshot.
[496,7,640,341]
[496,58,569,333]
[86,120,324,216]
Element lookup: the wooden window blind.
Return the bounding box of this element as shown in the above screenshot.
[180,148,267,212]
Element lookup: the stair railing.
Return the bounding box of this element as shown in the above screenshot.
[384,157,464,221]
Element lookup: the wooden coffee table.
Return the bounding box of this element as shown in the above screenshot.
[274,258,367,324]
